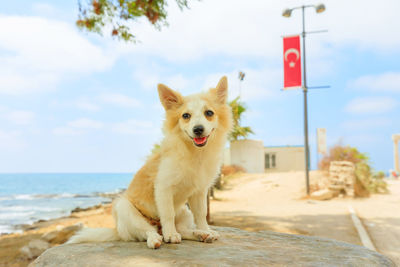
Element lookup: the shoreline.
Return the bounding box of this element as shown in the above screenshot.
[0,202,115,267]
[0,202,114,238]
[0,190,123,237]
[8,202,111,236]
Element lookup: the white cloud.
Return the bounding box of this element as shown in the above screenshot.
[53,118,103,135]
[113,0,400,62]
[324,0,400,51]
[67,118,104,129]
[52,127,84,136]
[99,93,141,108]
[0,129,25,150]
[5,110,35,125]
[342,117,391,130]
[53,118,160,136]
[164,74,190,91]
[0,1,397,96]
[345,97,397,114]
[0,72,59,95]
[112,119,159,135]
[133,69,191,92]
[0,16,112,73]
[133,65,281,102]
[0,15,115,95]
[133,70,161,91]
[31,3,59,16]
[2,1,397,97]
[348,72,400,93]
[120,1,284,62]
[202,68,280,101]
[75,99,101,112]
[52,93,141,112]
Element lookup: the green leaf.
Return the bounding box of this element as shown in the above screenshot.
[76,0,195,42]
[228,96,254,141]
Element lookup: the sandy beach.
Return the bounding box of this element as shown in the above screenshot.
[1,171,399,267]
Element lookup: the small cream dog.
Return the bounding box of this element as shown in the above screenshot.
[68,76,232,249]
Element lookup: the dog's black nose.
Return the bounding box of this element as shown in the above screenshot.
[193,125,204,136]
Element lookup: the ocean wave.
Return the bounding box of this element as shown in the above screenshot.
[0,189,123,202]
[0,224,20,234]
[0,211,35,219]
[0,194,49,201]
[0,206,59,212]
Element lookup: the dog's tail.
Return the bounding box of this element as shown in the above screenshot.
[67,228,120,244]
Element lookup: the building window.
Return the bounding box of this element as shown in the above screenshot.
[265,153,276,169]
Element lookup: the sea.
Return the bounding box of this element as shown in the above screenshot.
[0,173,133,234]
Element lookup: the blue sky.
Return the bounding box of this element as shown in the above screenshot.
[0,0,399,172]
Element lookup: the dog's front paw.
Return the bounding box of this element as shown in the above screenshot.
[163,232,181,243]
[193,229,219,243]
[147,232,163,249]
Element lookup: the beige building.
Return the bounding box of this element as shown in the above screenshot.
[264,145,305,173]
[225,140,305,173]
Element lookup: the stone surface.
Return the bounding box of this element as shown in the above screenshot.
[20,239,50,260]
[310,189,336,200]
[329,161,356,197]
[30,227,395,267]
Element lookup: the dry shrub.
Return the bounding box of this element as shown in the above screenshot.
[354,162,371,198]
[319,145,368,170]
[221,165,246,176]
[319,144,388,196]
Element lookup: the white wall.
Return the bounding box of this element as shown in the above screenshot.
[230,139,264,173]
[223,147,231,166]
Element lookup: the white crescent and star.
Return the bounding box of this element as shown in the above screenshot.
[284,48,300,68]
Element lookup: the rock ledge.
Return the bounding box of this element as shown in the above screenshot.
[31,226,395,267]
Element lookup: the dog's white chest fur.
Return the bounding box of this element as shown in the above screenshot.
[156,149,222,210]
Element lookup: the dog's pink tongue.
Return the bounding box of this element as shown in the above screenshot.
[194,137,207,145]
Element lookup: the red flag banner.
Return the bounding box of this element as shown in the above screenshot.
[283,35,302,89]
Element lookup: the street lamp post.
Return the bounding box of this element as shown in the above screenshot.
[282,4,326,196]
[238,71,245,98]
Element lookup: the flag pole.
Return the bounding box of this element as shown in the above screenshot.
[301,6,311,196]
[282,3,326,196]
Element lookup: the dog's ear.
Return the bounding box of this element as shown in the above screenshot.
[158,84,183,110]
[210,76,228,104]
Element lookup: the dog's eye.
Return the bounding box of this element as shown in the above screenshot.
[182,113,191,119]
[205,110,214,117]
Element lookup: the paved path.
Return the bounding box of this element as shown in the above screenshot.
[211,172,361,245]
[353,179,400,265]
[210,172,399,265]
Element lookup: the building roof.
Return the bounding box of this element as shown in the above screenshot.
[264,145,304,148]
